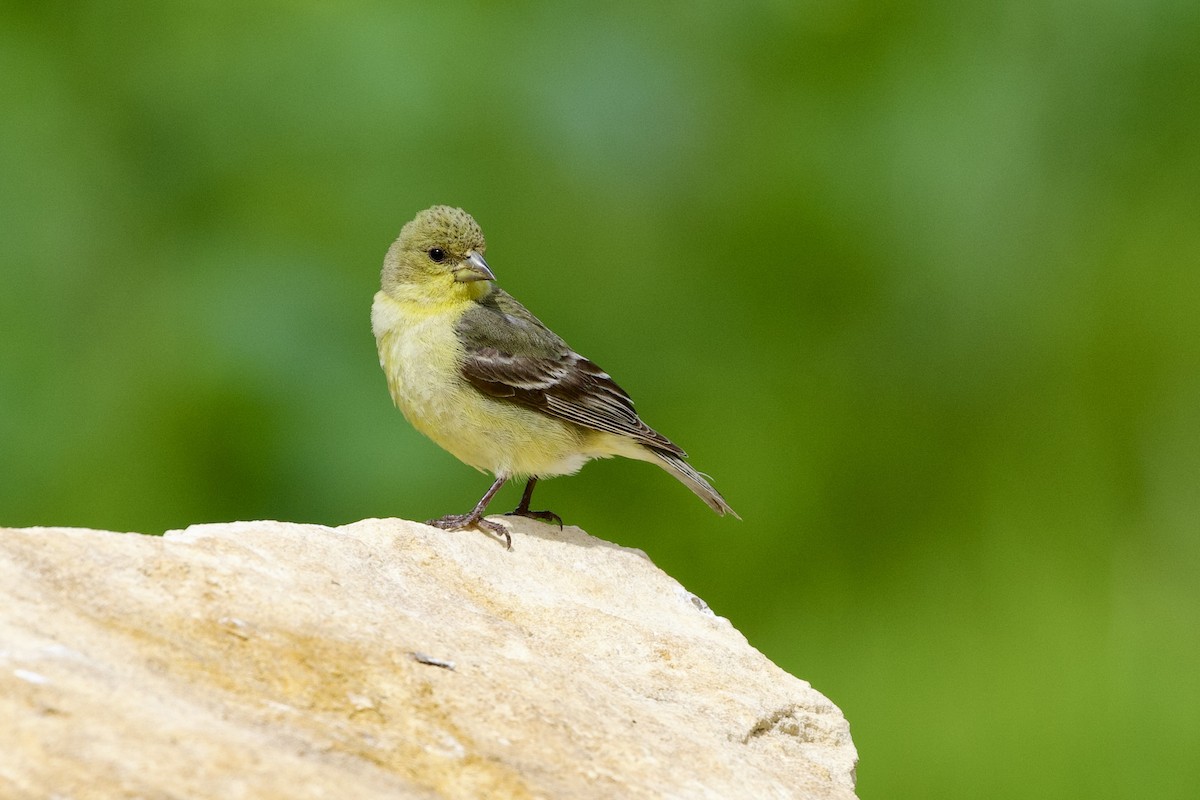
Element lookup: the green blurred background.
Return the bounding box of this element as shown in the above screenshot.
[3,1,1198,796]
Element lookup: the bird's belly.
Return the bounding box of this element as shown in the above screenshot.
[373,296,593,477]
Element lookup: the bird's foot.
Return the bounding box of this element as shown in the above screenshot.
[426,514,512,550]
[505,507,564,530]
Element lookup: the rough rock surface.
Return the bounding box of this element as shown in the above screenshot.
[1,519,857,799]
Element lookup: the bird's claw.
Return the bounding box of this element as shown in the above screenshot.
[505,508,564,530]
[426,514,512,550]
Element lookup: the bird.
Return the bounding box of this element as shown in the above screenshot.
[371,205,737,548]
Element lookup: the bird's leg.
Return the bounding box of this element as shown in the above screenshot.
[505,477,564,529]
[427,475,513,549]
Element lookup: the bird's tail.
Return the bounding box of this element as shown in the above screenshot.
[651,450,740,519]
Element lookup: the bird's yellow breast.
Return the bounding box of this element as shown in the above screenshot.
[371,291,601,478]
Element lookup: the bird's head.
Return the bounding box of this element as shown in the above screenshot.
[380,205,495,303]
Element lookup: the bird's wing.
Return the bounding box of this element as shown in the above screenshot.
[456,289,685,457]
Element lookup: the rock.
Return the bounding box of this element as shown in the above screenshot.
[0,519,857,799]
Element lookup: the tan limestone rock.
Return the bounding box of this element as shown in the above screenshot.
[0,519,857,798]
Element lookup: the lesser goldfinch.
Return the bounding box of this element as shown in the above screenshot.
[372,205,737,548]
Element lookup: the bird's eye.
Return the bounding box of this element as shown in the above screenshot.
[427,248,446,263]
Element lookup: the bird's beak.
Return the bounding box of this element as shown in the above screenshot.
[454,250,495,283]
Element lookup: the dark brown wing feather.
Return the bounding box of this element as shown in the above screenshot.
[456,289,685,457]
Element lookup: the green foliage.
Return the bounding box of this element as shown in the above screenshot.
[2,2,1198,796]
